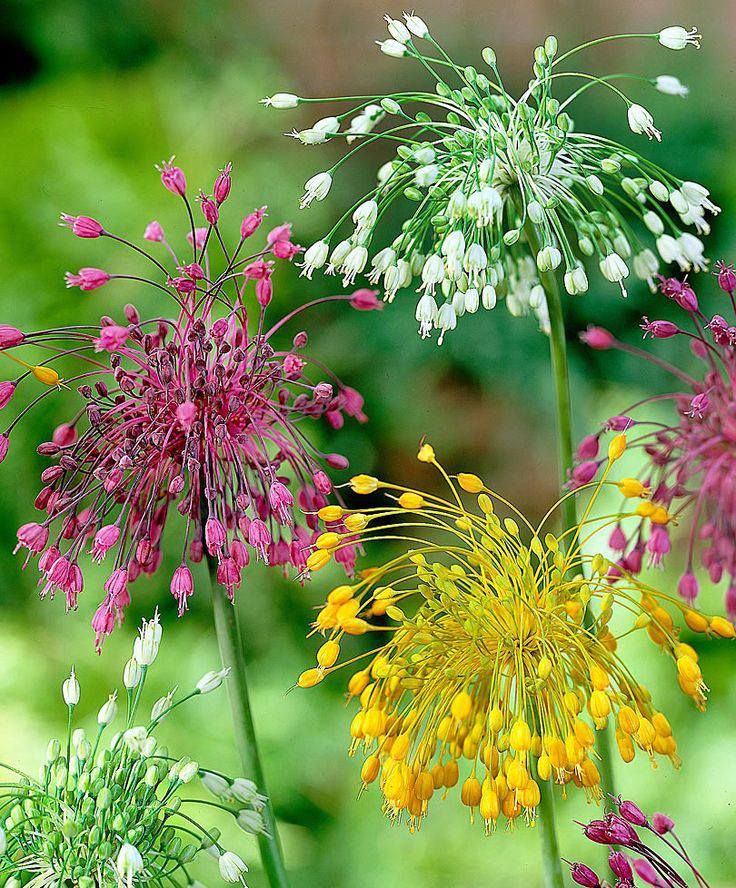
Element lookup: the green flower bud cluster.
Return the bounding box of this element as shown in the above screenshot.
[0,614,260,887]
[270,14,717,344]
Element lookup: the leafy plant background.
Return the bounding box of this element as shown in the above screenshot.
[0,1,734,884]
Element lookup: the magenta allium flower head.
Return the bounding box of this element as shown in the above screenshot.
[576,265,736,621]
[3,160,371,648]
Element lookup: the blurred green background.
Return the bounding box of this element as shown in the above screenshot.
[0,0,734,885]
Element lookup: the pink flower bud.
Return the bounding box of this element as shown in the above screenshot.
[606,415,634,431]
[0,434,9,464]
[104,567,128,598]
[325,453,349,470]
[632,858,662,886]
[576,433,600,461]
[65,267,110,292]
[350,288,383,311]
[213,163,232,205]
[0,325,25,349]
[271,239,300,260]
[686,391,709,419]
[609,524,627,551]
[248,518,271,561]
[181,262,205,280]
[293,331,308,348]
[241,206,266,239]
[171,564,194,615]
[715,259,736,294]
[60,214,104,238]
[217,557,241,597]
[608,851,633,880]
[94,325,129,353]
[313,470,332,495]
[199,192,219,225]
[618,799,649,827]
[0,381,16,409]
[91,524,120,562]
[646,526,671,566]
[168,275,197,295]
[256,276,273,307]
[92,602,115,651]
[641,317,679,339]
[52,423,77,447]
[569,460,599,489]
[580,325,615,350]
[176,400,197,431]
[283,354,305,380]
[340,386,367,421]
[205,517,226,553]
[158,159,187,196]
[230,539,250,569]
[314,382,333,402]
[651,812,675,835]
[186,227,208,249]
[144,220,165,242]
[266,222,292,245]
[677,570,699,602]
[569,864,600,888]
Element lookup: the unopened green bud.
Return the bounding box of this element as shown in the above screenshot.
[96,787,112,811]
[534,45,548,66]
[544,35,558,58]
[62,818,79,838]
[381,97,400,114]
[481,47,496,67]
[46,739,61,761]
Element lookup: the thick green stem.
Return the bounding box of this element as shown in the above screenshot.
[206,557,291,888]
[537,778,565,888]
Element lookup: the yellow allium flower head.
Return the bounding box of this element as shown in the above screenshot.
[300,445,728,834]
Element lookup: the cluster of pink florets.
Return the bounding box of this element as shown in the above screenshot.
[2,159,380,647]
[575,262,736,621]
[568,795,705,887]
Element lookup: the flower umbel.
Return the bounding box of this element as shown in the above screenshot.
[576,266,736,625]
[3,161,372,647]
[0,615,261,886]
[297,444,726,832]
[268,15,716,342]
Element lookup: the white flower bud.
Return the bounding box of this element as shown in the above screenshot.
[413,145,436,165]
[481,285,497,310]
[669,189,689,214]
[415,293,438,338]
[649,180,669,201]
[420,254,445,292]
[261,93,300,109]
[527,200,544,223]
[403,13,429,38]
[435,302,457,344]
[116,843,144,879]
[415,164,438,188]
[340,246,369,285]
[327,239,352,273]
[219,851,249,883]
[202,771,231,797]
[448,189,467,220]
[655,75,689,97]
[300,241,329,278]
[230,778,263,805]
[97,692,118,726]
[378,39,408,58]
[123,657,142,690]
[463,243,488,276]
[529,285,546,310]
[451,288,466,317]
[151,688,176,721]
[613,233,632,258]
[300,172,333,208]
[679,232,707,270]
[464,287,480,313]
[313,116,339,134]
[196,667,230,695]
[123,726,148,753]
[133,611,161,667]
[384,15,411,43]
[293,127,327,145]
[599,253,629,283]
[536,246,562,272]
[586,175,604,195]
[633,248,660,281]
[177,759,200,784]
[643,211,665,235]
[627,104,661,141]
[237,808,268,835]
[680,180,720,213]
[442,230,465,258]
[62,668,80,707]
[564,266,589,295]
[658,26,701,50]
[353,199,379,234]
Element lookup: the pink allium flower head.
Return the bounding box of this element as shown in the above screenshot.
[0,380,15,409]
[60,214,104,238]
[213,162,232,205]
[241,206,266,239]
[3,161,366,644]
[575,264,736,618]
[158,158,187,196]
[144,220,165,242]
[65,267,111,292]
[580,325,615,350]
[0,325,25,349]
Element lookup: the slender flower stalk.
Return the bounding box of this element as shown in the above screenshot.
[575,265,736,628]
[295,443,726,883]
[266,14,714,344]
[568,795,712,887]
[0,613,265,887]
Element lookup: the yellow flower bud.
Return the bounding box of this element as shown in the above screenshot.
[315,531,340,550]
[460,776,482,807]
[477,493,493,514]
[306,550,331,572]
[347,670,369,696]
[537,656,553,680]
[636,501,656,518]
[684,609,709,633]
[617,706,640,735]
[361,755,380,784]
[650,506,670,525]
[316,640,340,669]
[417,443,435,463]
[350,474,379,494]
[398,492,425,509]
[317,505,343,522]
[451,691,473,721]
[488,707,504,733]
[457,473,484,493]
[617,477,649,498]
[509,719,531,752]
[344,512,368,531]
[608,433,627,461]
[710,616,736,638]
[297,668,324,688]
[327,585,353,605]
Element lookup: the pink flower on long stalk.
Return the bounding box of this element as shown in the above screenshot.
[574,265,736,623]
[2,160,376,648]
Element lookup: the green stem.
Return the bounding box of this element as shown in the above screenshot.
[206,556,291,888]
[537,778,565,888]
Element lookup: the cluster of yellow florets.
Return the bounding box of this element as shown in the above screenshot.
[298,439,730,833]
